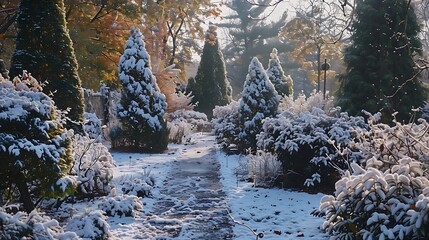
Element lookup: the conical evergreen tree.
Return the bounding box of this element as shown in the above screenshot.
[117,27,168,153]
[266,48,293,97]
[337,0,427,123]
[9,0,84,126]
[238,57,279,152]
[187,25,232,119]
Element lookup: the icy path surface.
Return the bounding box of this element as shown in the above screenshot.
[150,134,233,239]
[109,133,328,239]
[110,133,233,239]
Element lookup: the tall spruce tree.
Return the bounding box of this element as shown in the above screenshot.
[117,27,168,153]
[337,0,427,123]
[187,25,232,119]
[266,48,293,97]
[238,57,279,152]
[219,0,289,96]
[9,0,84,126]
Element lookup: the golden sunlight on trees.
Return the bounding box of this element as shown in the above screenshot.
[142,0,222,80]
[64,0,142,89]
[279,12,344,92]
[1,0,142,89]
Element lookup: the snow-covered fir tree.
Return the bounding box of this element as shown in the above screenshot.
[266,48,293,97]
[238,57,279,152]
[117,27,168,153]
[0,73,75,213]
[187,25,232,119]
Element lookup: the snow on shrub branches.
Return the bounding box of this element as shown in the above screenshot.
[66,210,111,239]
[83,112,103,141]
[0,73,75,212]
[98,195,143,217]
[320,115,429,239]
[320,159,429,239]
[166,109,210,144]
[71,135,115,197]
[257,107,367,190]
[212,100,240,150]
[0,208,78,239]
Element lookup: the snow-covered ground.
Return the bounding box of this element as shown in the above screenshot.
[217,150,329,239]
[64,133,329,239]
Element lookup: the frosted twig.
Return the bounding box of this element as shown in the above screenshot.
[226,208,264,239]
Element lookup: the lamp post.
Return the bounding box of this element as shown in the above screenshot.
[320,59,330,100]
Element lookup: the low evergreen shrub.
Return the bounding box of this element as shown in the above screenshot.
[257,108,366,191]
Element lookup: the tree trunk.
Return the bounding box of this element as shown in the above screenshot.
[15,171,35,213]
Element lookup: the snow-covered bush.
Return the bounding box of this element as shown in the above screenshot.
[247,151,282,187]
[213,91,335,152]
[237,57,279,152]
[98,195,143,217]
[116,27,169,152]
[0,210,32,239]
[0,73,75,212]
[84,112,103,141]
[66,209,111,239]
[319,114,429,239]
[212,100,240,150]
[355,112,429,170]
[117,172,154,198]
[320,159,429,239]
[166,109,210,144]
[0,208,78,240]
[257,108,367,191]
[167,120,191,144]
[278,90,334,115]
[71,135,115,197]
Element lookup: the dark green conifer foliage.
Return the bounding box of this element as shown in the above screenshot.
[266,48,293,97]
[9,0,84,125]
[337,0,427,123]
[187,25,232,119]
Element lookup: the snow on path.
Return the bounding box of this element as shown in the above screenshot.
[218,151,330,240]
[108,133,329,239]
[151,134,233,239]
[109,133,232,239]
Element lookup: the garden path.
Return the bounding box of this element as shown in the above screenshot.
[150,134,234,239]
